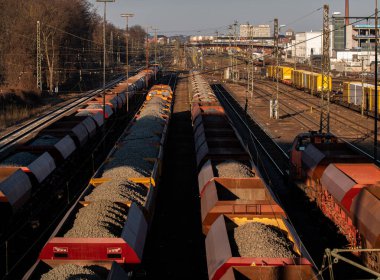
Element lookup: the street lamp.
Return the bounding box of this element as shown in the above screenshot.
[121,13,134,112]
[97,0,115,125]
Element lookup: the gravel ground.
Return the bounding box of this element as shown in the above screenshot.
[233,221,296,258]
[30,135,58,146]
[64,201,128,238]
[85,179,148,206]
[0,152,39,166]
[215,160,254,178]
[41,264,106,280]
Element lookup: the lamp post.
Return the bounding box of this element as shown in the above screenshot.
[121,13,134,112]
[97,0,115,125]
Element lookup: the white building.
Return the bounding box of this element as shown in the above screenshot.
[240,24,271,38]
[292,31,322,61]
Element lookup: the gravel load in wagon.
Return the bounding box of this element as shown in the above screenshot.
[112,140,159,160]
[123,140,159,158]
[102,163,152,179]
[215,160,254,178]
[233,222,296,258]
[128,124,164,142]
[41,264,107,280]
[0,152,39,167]
[101,147,154,178]
[30,135,59,146]
[64,201,128,238]
[123,134,161,146]
[85,179,148,206]
[99,94,168,180]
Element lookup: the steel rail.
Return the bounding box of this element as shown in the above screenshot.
[21,73,177,280]
[256,80,372,137]
[212,84,288,177]
[253,80,380,164]
[0,76,125,154]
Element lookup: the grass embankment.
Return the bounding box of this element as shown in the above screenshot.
[0,89,44,130]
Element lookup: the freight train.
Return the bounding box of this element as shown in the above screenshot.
[266,65,380,116]
[290,131,380,273]
[189,71,316,280]
[23,80,174,279]
[266,66,332,93]
[0,68,157,213]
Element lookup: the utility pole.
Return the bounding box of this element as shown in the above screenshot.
[228,25,233,80]
[97,0,115,124]
[319,4,331,134]
[145,26,150,88]
[121,13,134,78]
[233,20,238,82]
[121,13,134,112]
[110,31,114,69]
[361,57,365,115]
[294,35,297,70]
[215,30,219,54]
[184,43,187,69]
[247,23,254,102]
[270,18,279,119]
[375,0,378,162]
[36,21,42,90]
[152,28,158,78]
[153,28,158,65]
[117,35,120,65]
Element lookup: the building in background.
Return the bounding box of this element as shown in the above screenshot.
[332,16,346,51]
[292,31,322,62]
[332,16,377,51]
[351,24,378,50]
[285,29,295,39]
[239,24,271,38]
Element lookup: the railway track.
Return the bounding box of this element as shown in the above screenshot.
[211,83,372,279]
[0,76,125,155]
[251,80,379,162]
[256,80,372,139]
[142,72,208,279]
[0,73,159,280]
[20,73,177,279]
[212,84,289,177]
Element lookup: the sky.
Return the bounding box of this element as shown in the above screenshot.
[92,0,378,36]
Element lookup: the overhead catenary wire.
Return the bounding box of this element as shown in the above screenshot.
[185,10,379,80]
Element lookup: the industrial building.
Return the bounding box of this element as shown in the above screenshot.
[239,24,271,38]
[291,31,323,62]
